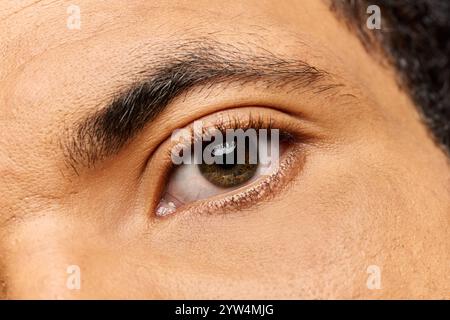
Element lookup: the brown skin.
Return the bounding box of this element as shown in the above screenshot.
[0,0,449,299]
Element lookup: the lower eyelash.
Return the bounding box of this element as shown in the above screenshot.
[174,143,305,216]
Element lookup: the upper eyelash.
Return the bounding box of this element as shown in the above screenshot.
[188,113,275,144]
[170,113,295,158]
[213,113,274,132]
[213,113,297,143]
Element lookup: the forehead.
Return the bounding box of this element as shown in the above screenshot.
[0,0,342,82]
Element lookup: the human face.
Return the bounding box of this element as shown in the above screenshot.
[0,0,448,299]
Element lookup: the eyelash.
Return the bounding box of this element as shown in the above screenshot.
[150,110,308,217]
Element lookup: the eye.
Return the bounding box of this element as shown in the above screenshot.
[148,108,312,217]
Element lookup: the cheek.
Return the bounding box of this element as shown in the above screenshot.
[139,195,358,299]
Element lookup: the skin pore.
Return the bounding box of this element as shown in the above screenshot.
[0,0,449,299]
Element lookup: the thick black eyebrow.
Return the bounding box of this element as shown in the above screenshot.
[64,40,342,171]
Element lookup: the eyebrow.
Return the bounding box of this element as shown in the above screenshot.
[64,40,343,171]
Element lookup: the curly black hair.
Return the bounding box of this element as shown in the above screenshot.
[331,0,450,153]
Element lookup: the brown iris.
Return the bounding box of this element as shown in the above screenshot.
[198,138,258,188]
